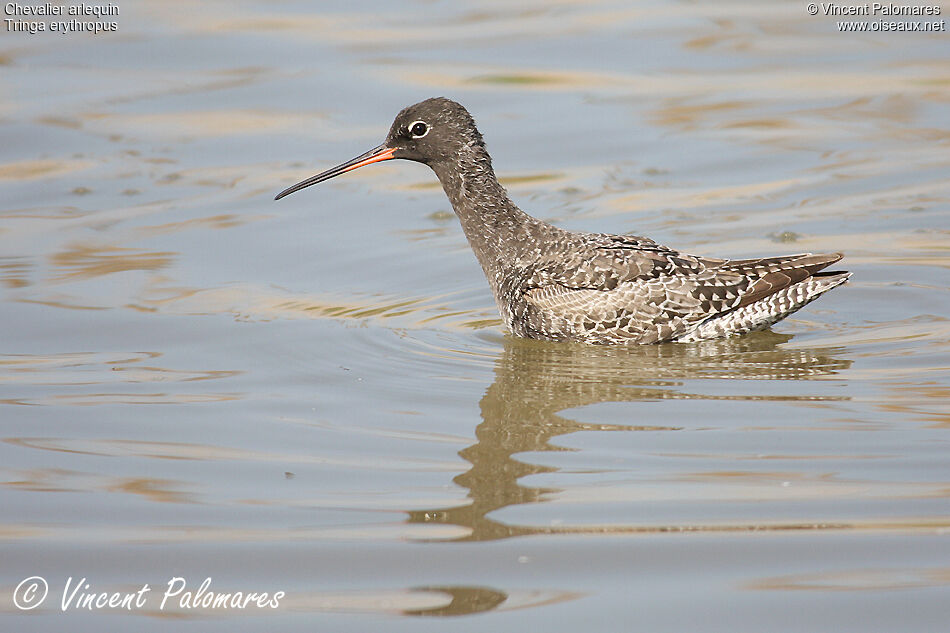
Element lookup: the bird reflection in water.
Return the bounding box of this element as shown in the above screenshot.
[407,331,852,543]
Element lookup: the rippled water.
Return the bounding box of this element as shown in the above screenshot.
[2,1,949,631]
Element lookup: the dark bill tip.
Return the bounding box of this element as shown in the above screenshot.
[275,145,397,201]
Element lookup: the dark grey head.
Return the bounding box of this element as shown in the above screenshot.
[275,97,486,200]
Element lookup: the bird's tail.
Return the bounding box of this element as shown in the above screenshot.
[677,271,851,342]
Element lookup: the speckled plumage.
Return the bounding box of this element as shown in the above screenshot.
[276,97,850,344]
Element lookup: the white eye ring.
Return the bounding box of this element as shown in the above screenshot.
[409,120,430,139]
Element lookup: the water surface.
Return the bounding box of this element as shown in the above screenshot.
[2,1,949,631]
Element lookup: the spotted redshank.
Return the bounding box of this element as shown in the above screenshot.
[275,97,849,344]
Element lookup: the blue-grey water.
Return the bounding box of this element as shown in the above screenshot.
[2,1,949,631]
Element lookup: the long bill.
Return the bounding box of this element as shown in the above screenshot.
[274,144,397,200]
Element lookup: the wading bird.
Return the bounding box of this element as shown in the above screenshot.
[276,98,849,344]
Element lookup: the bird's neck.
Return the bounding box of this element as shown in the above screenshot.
[430,146,553,327]
[431,150,535,266]
[430,150,544,324]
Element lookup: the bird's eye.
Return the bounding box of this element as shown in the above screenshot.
[409,121,430,138]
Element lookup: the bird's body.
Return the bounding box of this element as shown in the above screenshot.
[276,97,849,345]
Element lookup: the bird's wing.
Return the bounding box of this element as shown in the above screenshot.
[716,252,843,307]
[522,245,842,343]
[524,270,744,343]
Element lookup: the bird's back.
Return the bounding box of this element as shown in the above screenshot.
[493,225,849,344]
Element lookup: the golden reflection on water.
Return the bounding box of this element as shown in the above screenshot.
[0,158,94,181]
[4,468,195,504]
[748,567,950,592]
[402,585,583,617]
[79,109,326,139]
[0,256,30,288]
[131,280,500,330]
[878,382,950,427]
[136,214,245,237]
[3,392,241,406]
[0,351,243,405]
[0,351,240,385]
[108,477,196,504]
[402,585,507,617]
[50,244,175,281]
